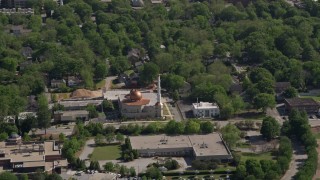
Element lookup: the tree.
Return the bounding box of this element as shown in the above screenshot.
[59,133,66,142]
[94,62,108,79]
[105,125,116,134]
[45,174,62,180]
[104,162,114,171]
[283,87,298,98]
[102,100,114,112]
[249,68,274,84]
[220,104,234,119]
[200,121,214,134]
[140,63,159,85]
[0,132,8,141]
[162,74,185,92]
[184,120,200,134]
[231,95,245,114]
[37,94,51,134]
[245,159,264,179]
[260,116,280,141]
[23,132,31,142]
[165,120,184,135]
[19,174,28,180]
[220,123,241,149]
[95,134,104,146]
[116,133,125,143]
[235,164,247,179]
[129,167,136,177]
[146,166,163,179]
[106,133,115,144]
[87,104,98,118]
[0,171,18,180]
[253,93,276,112]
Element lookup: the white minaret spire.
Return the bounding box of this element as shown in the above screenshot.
[157,74,162,105]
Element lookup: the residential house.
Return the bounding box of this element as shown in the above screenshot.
[18,60,32,71]
[132,0,144,7]
[151,0,164,4]
[192,102,220,118]
[50,79,66,88]
[67,76,82,87]
[20,47,32,59]
[274,82,291,101]
[10,25,31,36]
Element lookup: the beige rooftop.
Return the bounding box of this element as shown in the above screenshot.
[0,141,67,171]
[129,133,231,157]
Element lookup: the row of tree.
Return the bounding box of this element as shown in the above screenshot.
[118,120,215,135]
[282,110,318,179]
[235,136,293,180]
[104,162,136,177]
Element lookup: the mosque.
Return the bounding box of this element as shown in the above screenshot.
[105,75,163,119]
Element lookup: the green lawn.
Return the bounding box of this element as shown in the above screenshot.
[300,95,320,102]
[236,142,252,148]
[90,145,121,161]
[163,103,171,116]
[95,79,106,89]
[314,133,320,139]
[240,152,275,162]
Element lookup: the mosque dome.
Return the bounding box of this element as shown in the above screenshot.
[130,89,142,101]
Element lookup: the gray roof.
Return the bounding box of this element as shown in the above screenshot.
[129,133,231,157]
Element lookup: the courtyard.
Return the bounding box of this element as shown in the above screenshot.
[90,145,122,161]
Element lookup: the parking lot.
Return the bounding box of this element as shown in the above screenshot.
[60,171,117,180]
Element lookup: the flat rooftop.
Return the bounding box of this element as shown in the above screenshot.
[129,133,231,157]
[0,141,61,163]
[55,110,89,116]
[285,98,319,107]
[130,135,192,150]
[104,89,158,106]
[50,100,102,109]
[192,102,219,109]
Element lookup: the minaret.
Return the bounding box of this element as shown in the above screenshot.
[156,74,163,117]
[157,74,162,105]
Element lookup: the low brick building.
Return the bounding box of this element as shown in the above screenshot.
[284,97,320,114]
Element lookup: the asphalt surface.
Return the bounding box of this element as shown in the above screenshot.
[79,139,95,160]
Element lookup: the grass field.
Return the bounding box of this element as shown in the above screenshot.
[240,152,275,162]
[90,145,121,161]
[95,79,106,89]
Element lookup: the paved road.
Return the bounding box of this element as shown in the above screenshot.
[105,76,117,91]
[266,105,284,125]
[281,140,307,180]
[79,139,95,160]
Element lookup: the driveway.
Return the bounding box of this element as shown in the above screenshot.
[266,104,285,125]
[79,139,95,160]
[281,140,307,180]
[105,76,117,91]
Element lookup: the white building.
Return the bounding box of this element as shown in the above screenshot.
[192,102,220,118]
